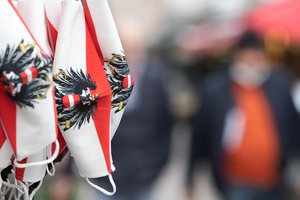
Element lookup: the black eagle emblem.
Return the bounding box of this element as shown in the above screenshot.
[54,68,99,131]
[104,53,134,113]
[0,40,52,108]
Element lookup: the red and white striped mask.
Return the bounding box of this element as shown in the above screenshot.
[44,0,69,160]
[52,0,115,195]
[44,0,135,195]
[84,0,135,139]
[0,0,58,164]
[11,1,61,192]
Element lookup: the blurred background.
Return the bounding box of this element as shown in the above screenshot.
[36,0,300,199]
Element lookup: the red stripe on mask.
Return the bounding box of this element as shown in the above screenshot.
[0,90,17,157]
[46,19,58,51]
[15,158,28,181]
[123,75,135,89]
[85,23,113,174]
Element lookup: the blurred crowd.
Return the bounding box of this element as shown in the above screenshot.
[36,0,300,199]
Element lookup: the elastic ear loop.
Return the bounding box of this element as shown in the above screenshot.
[13,140,60,168]
[7,187,15,200]
[46,161,56,177]
[0,179,11,199]
[0,183,13,200]
[0,172,28,200]
[86,174,116,196]
[1,172,21,191]
[16,181,29,200]
[0,177,2,196]
[46,141,56,177]
[11,170,29,199]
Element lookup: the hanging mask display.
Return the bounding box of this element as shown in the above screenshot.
[1,0,135,198]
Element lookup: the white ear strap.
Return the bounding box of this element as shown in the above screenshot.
[0,170,29,200]
[86,174,116,196]
[46,161,56,177]
[17,181,29,200]
[0,178,11,198]
[1,172,20,191]
[14,140,60,168]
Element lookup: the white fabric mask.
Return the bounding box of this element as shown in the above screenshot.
[230,62,271,88]
[0,0,58,163]
[83,0,135,139]
[52,0,115,195]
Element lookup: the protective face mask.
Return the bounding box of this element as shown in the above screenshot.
[230,62,271,88]
[1,2,60,199]
[0,1,58,164]
[83,0,135,139]
[44,0,70,159]
[11,3,64,198]
[45,1,77,170]
[46,0,134,153]
[52,0,115,195]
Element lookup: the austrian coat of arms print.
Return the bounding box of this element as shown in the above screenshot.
[54,68,99,131]
[0,40,52,108]
[104,53,134,113]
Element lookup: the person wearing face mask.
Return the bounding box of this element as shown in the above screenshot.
[187,31,300,200]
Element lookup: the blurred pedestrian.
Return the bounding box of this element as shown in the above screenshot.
[188,31,300,200]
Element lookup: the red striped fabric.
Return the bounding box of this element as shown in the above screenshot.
[83,0,134,141]
[85,24,112,174]
[47,20,58,51]
[15,158,27,181]
[62,95,81,108]
[123,75,135,89]
[44,0,67,159]
[20,67,38,84]
[0,0,57,162]
[52,0,113,179]
[0,90,17,157]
